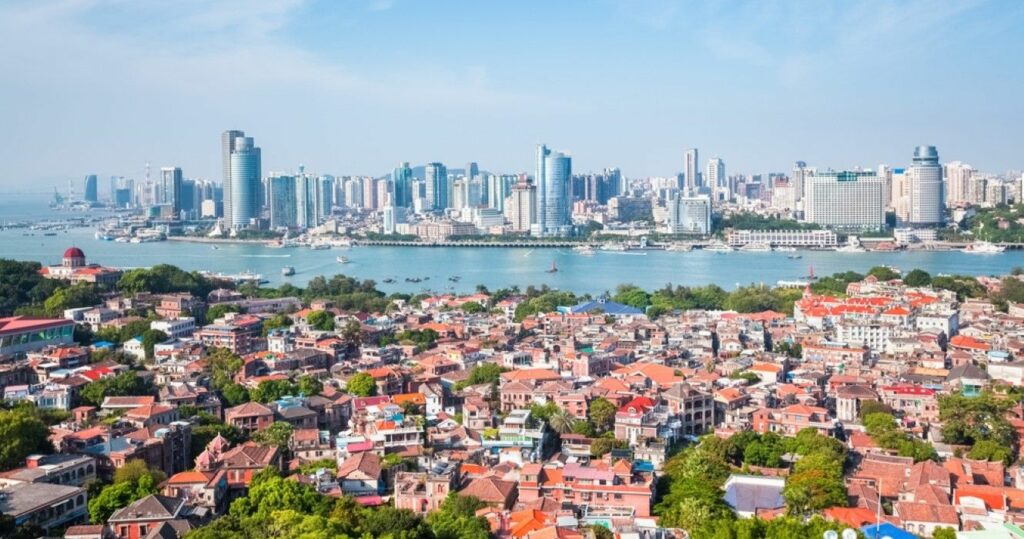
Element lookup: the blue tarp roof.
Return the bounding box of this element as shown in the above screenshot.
[861,523,918,539]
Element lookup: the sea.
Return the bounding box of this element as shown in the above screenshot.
[3,192,1024,295]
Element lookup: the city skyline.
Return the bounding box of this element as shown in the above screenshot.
[1,1,1023,189]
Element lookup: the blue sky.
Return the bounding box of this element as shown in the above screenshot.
[0,0,1021,190]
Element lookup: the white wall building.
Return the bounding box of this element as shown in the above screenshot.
[804,170,885,230]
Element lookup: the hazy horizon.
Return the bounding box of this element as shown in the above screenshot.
[1,0,1022,190]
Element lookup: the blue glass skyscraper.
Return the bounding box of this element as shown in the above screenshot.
[393,162,413,207]
[534,144,572,236]
[228,136,261,229]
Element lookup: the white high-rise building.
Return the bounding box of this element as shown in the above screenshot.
[533,144,571,236]
[666,194,711,234]
[805,170,885,230]
[506,179,536,233]
[943,161,975,208]
[891,168,910,223]
[706,157,725,190]
[908,146,943,225]
[684,148,699,192]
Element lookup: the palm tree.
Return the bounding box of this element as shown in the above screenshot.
[547,408,576,434]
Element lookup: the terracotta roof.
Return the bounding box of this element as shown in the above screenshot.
[460,476,516,504]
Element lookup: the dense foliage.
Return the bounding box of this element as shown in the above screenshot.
[938,391,1017,462]
[118,264,216,298]
[186,469,491,539]
[863,412,938,462]
[346,372,377,397]
[89,461,165,523]
[80,371,154,407]
[0,405,53,470]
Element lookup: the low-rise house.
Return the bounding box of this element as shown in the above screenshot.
[0,482,88,531]
[336,452,383,497]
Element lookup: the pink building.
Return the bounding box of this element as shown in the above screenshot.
[519,461,654,517]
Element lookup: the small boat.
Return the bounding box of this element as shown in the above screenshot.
[43,232,57,236]
[546,260,558,273]
[787,254,803,259]
[665,243,693,252]
[281,266,295,276]
[703,241,734,253]
[574,244,596,256]
[739,242,772,252]
[211,246,220,250]
[774,246,796,252]
[405,277,422,283]
[310,243,330,250]
[383,278,395,284]
[963,241,1005,254]
[336,256,349,264]
[803,265,818,280]
[448,276,461,282]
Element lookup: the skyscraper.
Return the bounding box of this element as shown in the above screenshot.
[684,148,699,192]
[83,175,98,203]
[486,174,513,211]
[943,161,975,208]
[425,163,448,211]
[465,162,479,180]
[228,135,261,229]
[804,170,884,230]
[392,162,413,207]
[706,158,725,189]
[268,176,297,229]
[507,178,537,232]
[221,130,245,226]
[534,144,572,236]
[908,146,943,226]
[666,194,711,234]
[159,166,183,214]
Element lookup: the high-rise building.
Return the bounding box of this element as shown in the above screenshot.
[507,178,537,233]
[891,168,910,222]
[425,163,448,211]
[361,177,378,210]
[392,162,413,207]
[343,178,362,209]
[159,167,183,214]
[318,176,335,219]
[908,146,944,226]
[666,194,711,234]
[684,148,699,192]
[269,176,297,229]
[487,174,512,211]
[83,175,98,203]
[534,144,572,236]
[228,136,261,229]
[943,161,975,208]
[605,168,624,197]
[706,158,725,189]
[221,130,245,227]
[791,161,810,204]
[805,170,885,230]
[465,162,479,180]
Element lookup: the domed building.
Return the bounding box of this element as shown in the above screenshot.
[41,246,122,285]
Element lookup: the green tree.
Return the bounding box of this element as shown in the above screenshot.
[867,266,900,281]
[205,303,242,323]
[251,421,294,452]
[459,301,485,314]
[140,329,168,361]
[968,439,1013,465]
[80,372,153,407]
[547,408,576,434]
[297,375,323,397]
[250,379,299,403]
[588,397,617,433]
[306,310,336,331]
[0,407,52,470]
[262,313,292,336]
[903,269,932,287]
[613,284,652,309]
[89,463,163,523]
[43,283,101,316]
[933,527,957,539]
[346,372,377,397]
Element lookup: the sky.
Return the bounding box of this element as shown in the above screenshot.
[1,0,1022,191]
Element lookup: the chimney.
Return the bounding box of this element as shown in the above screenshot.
[25,454,44,468]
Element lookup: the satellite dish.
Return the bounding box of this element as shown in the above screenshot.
[823,531,838,539]
[841,530,858,539]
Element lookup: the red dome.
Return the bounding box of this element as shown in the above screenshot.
[63,247,85,259]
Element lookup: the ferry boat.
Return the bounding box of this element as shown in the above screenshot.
[336,256,349,264]
[281,266,295,276]
[963,241,1006,254]
[739,242,772,252]
[703,241,734,253]
[601,243,627,251]
[574,244,596,256]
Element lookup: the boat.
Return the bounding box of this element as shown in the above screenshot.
[803,265,818,280]
[703,241,734,253]
[601,243,627,251]
[574,244,596,256]
[777,280,810,288]
[774,246,796,252]
[836,236,866,253]
[336,256,349,264]
[383,278,395,284]
[546,260,558,273]
[963,241,1006,254]
[665,243,693,252]
[405,277,422,283]
[281,266,295,276]
[43,232,57,237]
[787,254,803,259]
[448,276,461,282]
[739,242,772,252]
[211,246,220,250]
[310,243,330,250]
